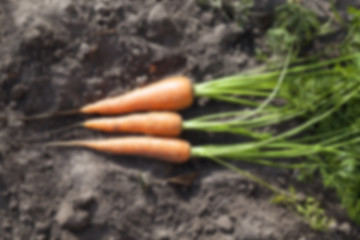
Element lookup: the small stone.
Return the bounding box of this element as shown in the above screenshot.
[36,234,46,240]
[20,214,31,223]
[77,42,91,59]
[2,219,11,231]
[154,228,171,240]
[298,236,306,240]
[6,110,24,128]
[329,220,338,231]
[56,201,90,231]
[200,24,226,45]
[35,221,50,233]
[104,67,121,79]
[148,3,168,23]
[204,222,216,235]
[77,43,97,60]
[198,203,209,217]
[23,27,41,45]
[95,2,111,16]
[20,199,32,212]
[136,75,148,86]
[9,198,18,210]
[56,202,75,223]
[295,192,306,202]
[40,161,54,170]
[88,77,102,86]
[216,215,234,233]
[338,222,351,235]
[132,48,141,56]
[73,191,96,209]
[201,12,213,24]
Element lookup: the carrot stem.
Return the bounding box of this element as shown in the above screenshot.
[45,136,191,163]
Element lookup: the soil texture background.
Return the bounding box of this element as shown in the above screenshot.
[1,0,360,239]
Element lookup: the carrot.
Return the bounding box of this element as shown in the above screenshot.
[46,136,191,163]
[37,112,183,137]
[80,76,193,115]
[83,112,182,136]
[35,111,270,139]
[23,76,193,120]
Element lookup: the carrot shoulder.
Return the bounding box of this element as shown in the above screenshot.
[47,136,191,163]
[83,112,183,137]
[80,76,193,115]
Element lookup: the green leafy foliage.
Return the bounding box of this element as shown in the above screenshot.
[264,1,321,57]
[263,1,336,61]
[342,7,360,53]
[272,187,333,231]
[192,5,360,229]
[296,196,334,231]
[316,150,360,224]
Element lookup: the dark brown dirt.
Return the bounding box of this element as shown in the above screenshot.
[1,0,360,239]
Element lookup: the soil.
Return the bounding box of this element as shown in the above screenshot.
[1,0,360,239]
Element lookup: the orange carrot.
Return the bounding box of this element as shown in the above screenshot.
[81,76,193,115]
[83,112,182,136]
[46,136,191,163]
[23,76,193,120]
